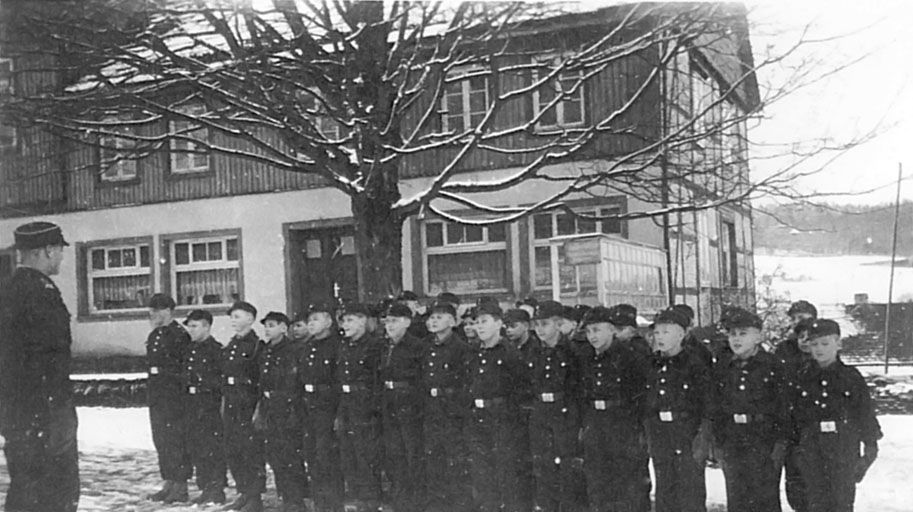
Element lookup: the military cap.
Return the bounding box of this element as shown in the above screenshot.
[385,302,413,319]
[13,221,69,249]
[475,301,503,319]
[535,300,565,320]
[562,304,590,322]
[788,300,818,318]
[228,301,257,318]
[794,317,814,335]
[718,305,740,326]
[149,293,176,310]
[261,311,291,326]
[581,306,613,327]
[340,302,370,317]
[183,309,213,325]
[398,290,419,301]
[504,308,531,324]
[306,302,335,316]
[671,304,695,327]
[516,295,539,309]
[429,300,457,318]
[653,307,690,329]
[722,307,763,330]
[436,292,460,307]
[461,306,478,320]
[807,318,840,339]
[605,305,638,328]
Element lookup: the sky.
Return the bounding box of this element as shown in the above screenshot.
[746,0,913,206]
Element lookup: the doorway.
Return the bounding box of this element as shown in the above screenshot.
[287,224,359,316]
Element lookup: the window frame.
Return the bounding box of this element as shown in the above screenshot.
[98,118,139,183]
[162,229,243,310]
[421,218,510,296]
[439,67,490,134]
[531,54,586,130]
[0,57,16,150]
[168,106,211,175]
[77,236,155,320]
[720,218,739,288]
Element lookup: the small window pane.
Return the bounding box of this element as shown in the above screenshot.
[533,214,552,240]
[108,250,122,268]
[208,242,222,261]
[465,225,483,243]
[175,243,190,265]
[564,99,583,124]
[226,238,239,261]
[305,239,322,259]
[534,246,552,287]
[140,245,150,267]
[91,249,106,271]
[556,213,575,236]
[339,236,356,256]
[446,224,462,245]
[600,208,622,234]
[578,211,597,234]
[192,243,207,262]
[426,223,444,247]
[488,224,506,243]
[122,248,137,267]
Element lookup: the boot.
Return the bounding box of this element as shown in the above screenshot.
[194,487,227,505]
[147,481,173,501]
[163,480,189,504]
[239,493,264,512]
[223,493,250,511]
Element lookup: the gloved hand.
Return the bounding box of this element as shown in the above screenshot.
[855,442,878,483]
[691,420,712,465]
[771,441,787,470]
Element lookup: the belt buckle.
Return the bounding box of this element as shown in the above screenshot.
[385,381,395,390]
[305,384,315,393]
[342,384,351,394]
[263,391,271,399]
[227,376,235,385]
[149,366,159,375]
[474,398,485,409]
[733,414,748,424]
[594,400,606,410]
[430,388,439,397]
[659,411,674,422]
[541,393,554,403]
[820,421,837,433]
[188,386,197,395]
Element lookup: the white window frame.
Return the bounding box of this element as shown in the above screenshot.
[422,219,509,295]
[439,67,489,133]
[169,235,241,307]
[532,54,586,130]
[168,106,210,174]
[0,57,15,149]
[297,90,343,141]
[87,243,152,314]
[99,118,138,182]
[530,207,622,290]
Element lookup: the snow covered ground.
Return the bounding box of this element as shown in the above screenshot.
[0,407,909,511]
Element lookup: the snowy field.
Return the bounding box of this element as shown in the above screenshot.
[0,407,909,511]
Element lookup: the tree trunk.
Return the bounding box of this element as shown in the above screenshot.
[351,185,405,304]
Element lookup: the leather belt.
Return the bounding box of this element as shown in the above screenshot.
[303,384,332,394]
[537,392,564,403]
[473,397,507,409]
[730,413,766,424]
[657,410,691,422]
[384,380,412,390]
[428,387,458,397]
[591,399,623,410]
[341,383,367,394]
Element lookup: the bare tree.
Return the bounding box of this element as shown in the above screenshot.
[0,0,871,301]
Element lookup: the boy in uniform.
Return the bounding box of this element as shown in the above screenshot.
[221,301,266,512]
[182,309,228,504]
[790,319,881,512]
[299,303,344,512]
[379,302,426,512]
[527,301,585,512]
[336,303,384,511]
[711,308,788,512]
[504,307,538,511]
[644,307,712,512]
[256,311,308,512]
[580,305,648,512]
[466,302,526,512]
[146,293,193,503]
[422,300,472,512]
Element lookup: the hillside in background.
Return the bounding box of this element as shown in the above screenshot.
[754,202,913,255]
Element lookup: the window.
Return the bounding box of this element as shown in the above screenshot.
[424,220,508,295]
[0,58,15,148]
[99,120,138,182]
[721,220,738,287]
[440,69,489,133]
[169,235,241,306]
[298,90,343,141]
[169,107,209,173]
[533,56,585,129]
[87,243,152,312]
[531,207,623,289]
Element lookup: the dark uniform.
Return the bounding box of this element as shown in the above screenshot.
[422,330,472,512]
[182,334,228,497]
[147,319,193,485]
[790,357,882,512]
[467,339,525,512]
[644,348,712,512]
[379,330,426,512]
[259,333,308,507]
[526,336,586,512]
[336,331,384,507]
[776,330,813,512]
[712,349,788,512]
[300,330,345,512]
[579,340,648,512]
[221,330,267,498]
[0,264,80,512]
[513,330,539,512]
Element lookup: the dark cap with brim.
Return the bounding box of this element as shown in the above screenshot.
[429,301,457,318]
[788,300,818,318]
[606,305,637,328]
[436,292,460,307]
[341,303,370,317]
[261,311,291,326]
[385,302,413,319]
[723,307,763,330]
[183,309,213,325]
[475,301,503,319]
[807,319,840,339]
[504,308,531,324]
[14,221,69,249]
[581,306,613,327]
[228,301,257,318]
[398,290,419,301]
[653,307,690,329]
[149,293,176,310]
[534,300,565,320]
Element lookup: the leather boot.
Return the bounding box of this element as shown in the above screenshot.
[223,493,249,511]
[163,480,189,504]
[194,487,227,505]
[147,481,173,501]
[239,493,264,512]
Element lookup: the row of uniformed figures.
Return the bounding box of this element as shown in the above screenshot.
[143,291,882,512]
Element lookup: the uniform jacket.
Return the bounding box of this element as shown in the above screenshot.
[467,339,525,408]
[0,267,73,432]
[422,330,471,400]
[379,332,425,411]
[579,340,647,421]
[147,320,191,397]
[526,336,583,421]
[221,330,264,399]
[259,335,306,421]
[299,332,341,409]
[336,332,383,408]
[183,336,223,396]
[644,348,712,422]
[711,349,789,447]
